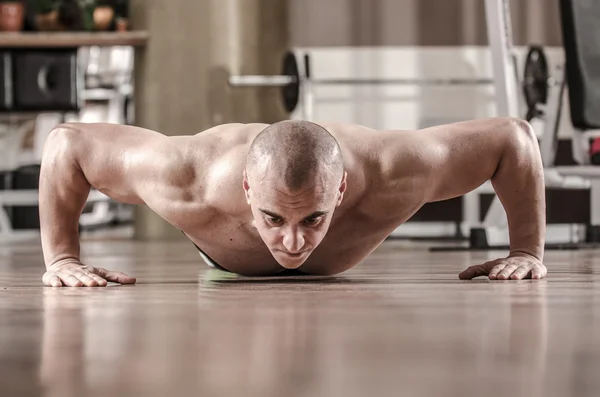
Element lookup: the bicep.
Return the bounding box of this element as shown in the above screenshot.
[382,118,518,202]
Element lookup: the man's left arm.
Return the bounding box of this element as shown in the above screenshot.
[382,117,546,280]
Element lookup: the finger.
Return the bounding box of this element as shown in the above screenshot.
[459,264,489,280]
[50,275,62,287]
[42,272,58,287]
[496,264,520,280]
[531,266,544,280]
[87,273,108,287]
[510,266,532,280]
[73,272,99,287]
[92,268,136,284]
[488,264,506,280]
[43,273,63,287]
[60,274,84,287]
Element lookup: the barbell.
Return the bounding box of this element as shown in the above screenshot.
[229,49,549,116]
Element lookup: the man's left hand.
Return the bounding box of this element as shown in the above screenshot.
[458,253,547,280]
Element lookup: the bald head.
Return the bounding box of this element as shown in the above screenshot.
[245,120,344,191]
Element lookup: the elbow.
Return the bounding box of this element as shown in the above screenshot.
[499,117,542,163]
[489,118,542,180]
[43,124,82,163]
[505,117,539,148]
[47,123,81,142]
[494,118,543,178]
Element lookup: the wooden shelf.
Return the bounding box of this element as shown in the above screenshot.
[0,31,149,48]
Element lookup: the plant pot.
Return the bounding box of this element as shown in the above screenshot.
[93,5,113,31]
[0,2,25,32]
[115,17,128,32]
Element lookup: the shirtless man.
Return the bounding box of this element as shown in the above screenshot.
[39,117,547,287]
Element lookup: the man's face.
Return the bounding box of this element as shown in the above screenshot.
[243,169,347,270]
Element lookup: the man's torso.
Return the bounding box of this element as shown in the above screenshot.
[150,123,425,275]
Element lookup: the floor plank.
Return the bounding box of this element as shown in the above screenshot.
[0,238,599,397]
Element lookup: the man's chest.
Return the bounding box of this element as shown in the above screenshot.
[182,212,396,276]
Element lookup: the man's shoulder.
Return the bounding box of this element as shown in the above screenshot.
[320,122,419,160]
[195,122,268,139]
[319,122,379,137]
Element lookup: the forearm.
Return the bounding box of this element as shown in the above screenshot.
[491,122,546,261]
[39,127,91,269]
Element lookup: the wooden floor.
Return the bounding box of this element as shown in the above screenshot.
[1,237,599,397]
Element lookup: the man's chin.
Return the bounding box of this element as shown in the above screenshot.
[272,250,310,269]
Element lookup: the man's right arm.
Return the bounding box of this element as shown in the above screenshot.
[39,123,197,287]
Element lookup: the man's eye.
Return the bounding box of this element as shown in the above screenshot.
[268,217,282,224]
[304,217,320,226]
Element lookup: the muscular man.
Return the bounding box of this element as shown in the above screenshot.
[39,117,547,287]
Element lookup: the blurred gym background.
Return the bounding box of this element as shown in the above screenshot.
[0,0,595,250]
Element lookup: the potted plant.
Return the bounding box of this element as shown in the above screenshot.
[0,0,25,32]
[113,0,127,31]
[92,0,113,31]
[31,0,95,31]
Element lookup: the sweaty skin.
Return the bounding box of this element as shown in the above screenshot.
[39,118,547,287]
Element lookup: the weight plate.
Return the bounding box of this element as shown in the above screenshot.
[523,45,549,121]
[281,51,300,113]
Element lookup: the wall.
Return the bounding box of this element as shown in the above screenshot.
[289,0,561,47]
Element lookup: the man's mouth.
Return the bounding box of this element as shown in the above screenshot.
[277,250,306,258]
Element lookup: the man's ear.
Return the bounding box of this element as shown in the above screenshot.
[243,170,252,204]
[336,171,347,207]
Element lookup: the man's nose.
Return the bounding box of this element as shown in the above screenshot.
[282,227,305,253]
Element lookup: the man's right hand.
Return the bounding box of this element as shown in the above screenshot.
[42,260,137,287]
